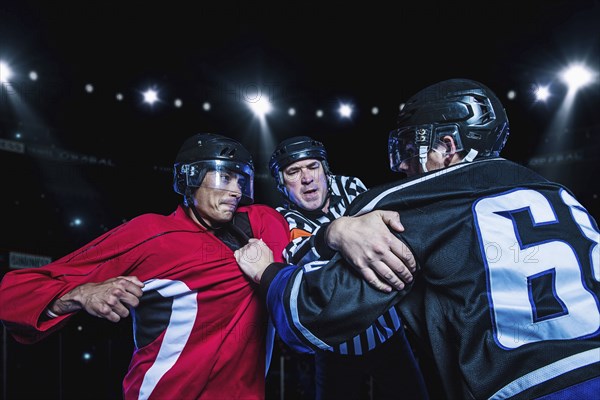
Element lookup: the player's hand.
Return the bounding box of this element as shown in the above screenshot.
[326,210,416,292]
[235,238,274,284]
[49,276,144,323]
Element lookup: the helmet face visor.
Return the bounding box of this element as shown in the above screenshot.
[388,124,464,172]
[185,160,254,204]
[388,125,432,172]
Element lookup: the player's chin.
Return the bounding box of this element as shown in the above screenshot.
[215,209,235,222]
[219,203,238,212]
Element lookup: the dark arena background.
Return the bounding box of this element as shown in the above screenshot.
[1,1,599,399]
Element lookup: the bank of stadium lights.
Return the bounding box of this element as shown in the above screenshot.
[3,59,596,120]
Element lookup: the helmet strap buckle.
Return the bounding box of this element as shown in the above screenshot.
[419,145,429,173]
[464,149,478,162]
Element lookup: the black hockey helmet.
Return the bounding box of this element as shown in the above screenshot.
[268,135,331,197]
[173,133,254,205]
[389,78,510,172]
[269,136,329,177]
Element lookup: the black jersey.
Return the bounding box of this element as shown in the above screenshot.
[263,158,600,399]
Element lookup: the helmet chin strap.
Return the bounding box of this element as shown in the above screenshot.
[277,172,295,210]
[419,145,429,173]
[185,189,214,230]
[183,169,220,231]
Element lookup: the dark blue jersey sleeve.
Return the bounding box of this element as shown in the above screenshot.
[264,263,316,354]
[262,254,412,355]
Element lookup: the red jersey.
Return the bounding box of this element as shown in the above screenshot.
[0,204,289,400]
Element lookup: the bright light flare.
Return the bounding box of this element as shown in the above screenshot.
[560,64,595,92]
[70,218,83,227]
[534,85,551,102]
[0,62,13,84]
[248,97,272,117]
[143,89,159,104]
[338,103,353,118]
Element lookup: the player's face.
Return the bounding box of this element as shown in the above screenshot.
[282,159,328,211]
[398,153,421,177]
[191,169,244,226]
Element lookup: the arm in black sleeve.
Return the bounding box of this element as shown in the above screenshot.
[263,253,414,354]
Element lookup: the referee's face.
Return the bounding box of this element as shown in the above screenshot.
[282,159,328,211]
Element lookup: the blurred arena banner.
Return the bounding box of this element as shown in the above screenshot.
[8,250,52,269]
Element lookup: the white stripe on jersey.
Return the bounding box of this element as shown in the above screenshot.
[356,158,506,216]
[138,279,197,400]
